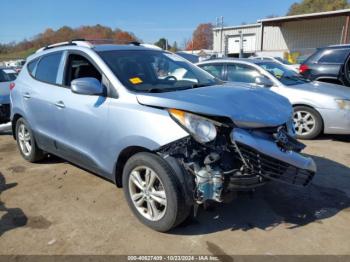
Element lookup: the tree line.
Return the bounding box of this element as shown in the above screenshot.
[0,25,139,60]
[1,0,349,60]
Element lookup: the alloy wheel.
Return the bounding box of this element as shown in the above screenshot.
[293,110,316,136]
[128,166,167,221]
[17,123,32,156]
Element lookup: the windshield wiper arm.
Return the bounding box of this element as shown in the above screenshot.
[192,83,211,89]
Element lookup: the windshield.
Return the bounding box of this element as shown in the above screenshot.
[256,61,310,86]
[0,69,17,82]
[98,50,220,92]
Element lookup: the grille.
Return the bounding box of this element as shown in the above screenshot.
[236,142,315,187]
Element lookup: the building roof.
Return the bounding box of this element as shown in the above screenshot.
[258,9,350,25]
[213,23,261,31]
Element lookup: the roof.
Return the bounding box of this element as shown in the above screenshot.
[197,57,281,65]
[213,23,261,31]
[197,58,255,64]
[35,40,162,54]
[258,9,350,25]
[93,44,155,52]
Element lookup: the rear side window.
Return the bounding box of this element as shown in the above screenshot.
[318,49,350,64]
[35,52,63,84]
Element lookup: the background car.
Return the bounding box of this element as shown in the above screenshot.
[0,67,17,124]
[197,59,350,139]
[299,44,350,86]
[250,55,300,72]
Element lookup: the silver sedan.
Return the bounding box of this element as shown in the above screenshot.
[197,59,350,139]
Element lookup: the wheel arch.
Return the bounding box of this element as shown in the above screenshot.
[114,146,152,187]
[11,113,23,139]
[315,77,344,86]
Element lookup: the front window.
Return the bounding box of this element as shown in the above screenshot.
[98,50,220,92]
[256,61,310,86]
[199,64,223,79]
[226,64,261,83]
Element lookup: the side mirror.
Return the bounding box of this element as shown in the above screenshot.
[71,77,104,96]
[255,76,274,87]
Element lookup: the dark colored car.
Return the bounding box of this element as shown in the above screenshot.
[299,44,350,86]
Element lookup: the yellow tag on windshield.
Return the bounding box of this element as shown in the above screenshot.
[129,77,143,85]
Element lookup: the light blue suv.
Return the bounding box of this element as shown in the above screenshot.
[11,40,316,231]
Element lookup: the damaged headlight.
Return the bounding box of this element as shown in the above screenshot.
[168,109,217,143]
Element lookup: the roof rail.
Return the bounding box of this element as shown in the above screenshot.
[35,40,94,53]
[129,41,141,46]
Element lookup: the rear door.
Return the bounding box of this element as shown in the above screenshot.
[22,51,64,152]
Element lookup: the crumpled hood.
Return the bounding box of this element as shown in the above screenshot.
[136,83,292,127]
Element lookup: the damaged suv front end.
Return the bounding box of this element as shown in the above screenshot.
[97,47,316,232]
[137,85,316,205]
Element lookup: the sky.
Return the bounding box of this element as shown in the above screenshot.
[1,0,297,46]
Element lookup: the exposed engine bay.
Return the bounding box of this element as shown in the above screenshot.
[158,123,316,205]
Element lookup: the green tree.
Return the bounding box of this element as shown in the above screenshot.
[287,0,350,16]
[154,38,171,50]
[169,41,179,52]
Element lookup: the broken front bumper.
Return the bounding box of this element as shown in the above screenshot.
[231,128,316,186]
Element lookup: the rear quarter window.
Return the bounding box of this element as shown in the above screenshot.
[27,58,39,76]
[35,52,63,84]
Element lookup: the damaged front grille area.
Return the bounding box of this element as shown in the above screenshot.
[158,125,316,205]
[236,142,315,186]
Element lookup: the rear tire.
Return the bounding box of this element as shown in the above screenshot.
[122,152,191,232]
[293,106,323,140]
[15,118,45,162]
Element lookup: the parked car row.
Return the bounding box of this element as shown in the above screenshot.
[9,40,317,232]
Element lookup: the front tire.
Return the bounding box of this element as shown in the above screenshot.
[293,106,323,140]
[122,152,191,232]
[15,118,45,162]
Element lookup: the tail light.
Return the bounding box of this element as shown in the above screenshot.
[299,64,309,74]
[9,82,15,91]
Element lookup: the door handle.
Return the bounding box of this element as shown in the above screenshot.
[23,92,31,99]
[55,101,65,109]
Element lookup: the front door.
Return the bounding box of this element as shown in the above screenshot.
[53,52,110,174]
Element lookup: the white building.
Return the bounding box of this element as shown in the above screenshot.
[213,9,350,58]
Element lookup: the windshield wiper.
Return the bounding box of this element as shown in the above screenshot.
[147,88,166,93]
[192,83,212,89]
